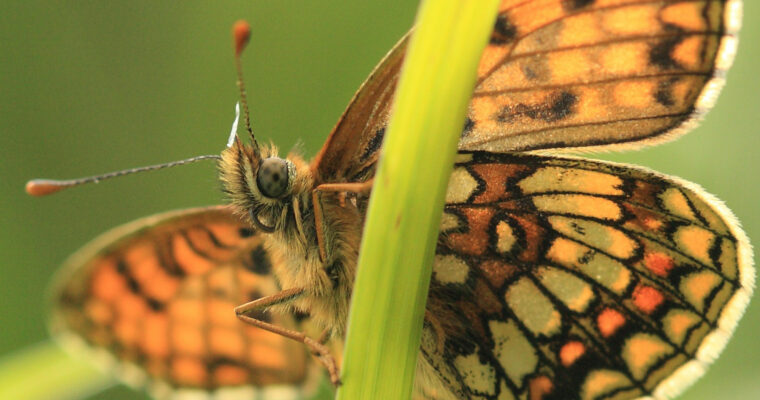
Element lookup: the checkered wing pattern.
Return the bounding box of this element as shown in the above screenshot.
[420,152,752,400]
[313,0,740,184]
[49,207,320,400]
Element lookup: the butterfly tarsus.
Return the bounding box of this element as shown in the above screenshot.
[304,335,342,386]
[311,180,374,263]
[317,327,332,345]
[234,286,342,386]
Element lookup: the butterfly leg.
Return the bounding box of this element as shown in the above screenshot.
[317,327,332,344]
[311,180,374,262]
[234,287,342,385]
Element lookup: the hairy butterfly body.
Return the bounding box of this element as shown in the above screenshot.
[39,1,752,399]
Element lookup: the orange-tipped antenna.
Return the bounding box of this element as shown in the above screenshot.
[25,154,220,197]
[232,20,260,159]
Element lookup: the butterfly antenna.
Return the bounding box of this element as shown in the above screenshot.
[232,20,261,159]
[25,154,221,197]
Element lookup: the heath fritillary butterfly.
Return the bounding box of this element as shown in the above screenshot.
[30,1,752,399]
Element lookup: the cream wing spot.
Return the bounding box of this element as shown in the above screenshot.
[622,333,674,381]
[531,194,622,220]
[537,266,595,313]
[494,220,516,254]
[440,211,462,232]
[547,238,631,295]
[259,386,303,400]
[489,319,538,386]
[505,277,561,337]
[674,225,716,268]
[433,254,470,285]
[662,309,701,345]
[518,167,623,196]
[453,348,497,395]
[659,187,697,221]
[446,167,479,203]
[581,369,633,400]
[679,269,722,312]
[548,216,638,259]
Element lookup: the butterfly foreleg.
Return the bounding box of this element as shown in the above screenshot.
[311,180,373,263]
[234,286,342,385]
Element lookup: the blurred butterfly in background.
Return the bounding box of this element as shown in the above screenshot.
[28,0,753,399]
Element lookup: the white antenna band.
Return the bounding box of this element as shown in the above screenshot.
[227,101,241,148]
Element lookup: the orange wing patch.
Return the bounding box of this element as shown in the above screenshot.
[312,0,739,187]
[462,0,741,153]
[49,207,319,399]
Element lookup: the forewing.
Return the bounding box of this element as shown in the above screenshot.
[421,152,753,399]
[311,33,408,184]
[49,206,319,400]
[312,0,740,183]
[461,0,741,153]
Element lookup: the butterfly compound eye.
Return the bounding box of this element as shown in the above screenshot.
[256,157,290,198]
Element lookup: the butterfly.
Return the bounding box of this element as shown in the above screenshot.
[29,0,752,399]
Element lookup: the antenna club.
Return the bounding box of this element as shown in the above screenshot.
[25,180,66,197]
[233,20,251,56]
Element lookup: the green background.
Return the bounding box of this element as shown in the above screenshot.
[1,1,759,399]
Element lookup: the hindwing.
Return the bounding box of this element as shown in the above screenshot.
[50,207,321,400]
[421,152,753,400]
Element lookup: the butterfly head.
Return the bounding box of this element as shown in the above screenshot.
[219,141,312,234]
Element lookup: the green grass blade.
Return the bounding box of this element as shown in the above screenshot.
[336,1,499,399]
[0,340,115,400]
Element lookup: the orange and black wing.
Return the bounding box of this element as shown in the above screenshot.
[460,0,740,153]
[421,152,753,399]
[312,0,740,182]
[49,206,320,399]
